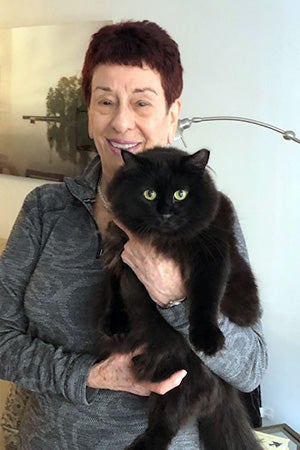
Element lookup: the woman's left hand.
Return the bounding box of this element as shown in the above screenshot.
[115,221,186,307]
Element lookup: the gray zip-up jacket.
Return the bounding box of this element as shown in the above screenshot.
[0,156,267,449]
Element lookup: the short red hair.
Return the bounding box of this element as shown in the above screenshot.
[81,20,183,108]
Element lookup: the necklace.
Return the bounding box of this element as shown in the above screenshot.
[97,185,111,211]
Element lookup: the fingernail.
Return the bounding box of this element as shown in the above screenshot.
[176,370,187,384]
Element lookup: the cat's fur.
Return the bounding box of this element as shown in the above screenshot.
[97,146,262,450]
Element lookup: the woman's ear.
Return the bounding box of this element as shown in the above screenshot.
[167,98,181,144]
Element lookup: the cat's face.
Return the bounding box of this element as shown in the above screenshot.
[107,147,219,239]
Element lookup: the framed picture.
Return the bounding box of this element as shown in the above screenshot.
[0,21,111,180]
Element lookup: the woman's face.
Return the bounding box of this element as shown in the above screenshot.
[88,64,181,185]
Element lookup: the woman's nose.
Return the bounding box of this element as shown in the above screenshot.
[110,104,135,133]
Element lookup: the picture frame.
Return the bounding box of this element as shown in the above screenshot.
[0,21,111,180]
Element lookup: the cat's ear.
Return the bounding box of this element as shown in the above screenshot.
[121,150,139,168]
[186,149,210,169]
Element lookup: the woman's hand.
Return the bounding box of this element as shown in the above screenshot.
[115,221,186,307]
[87,352,187,396]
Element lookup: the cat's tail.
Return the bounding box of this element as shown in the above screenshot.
[198,380,263,450]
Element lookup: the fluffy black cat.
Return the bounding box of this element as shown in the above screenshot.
[98,146,262,450]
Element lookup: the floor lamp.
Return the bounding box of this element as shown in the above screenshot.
[175,116,300,147]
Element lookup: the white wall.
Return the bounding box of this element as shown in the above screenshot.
[1,0,300,432]
[0,175,48,237]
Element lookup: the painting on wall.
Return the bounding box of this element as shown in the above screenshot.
[0,21,111,180]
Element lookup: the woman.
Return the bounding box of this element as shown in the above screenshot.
[0,21,267,449]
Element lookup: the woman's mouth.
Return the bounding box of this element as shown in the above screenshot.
[107,139,141,154]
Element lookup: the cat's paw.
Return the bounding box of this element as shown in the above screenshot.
[189,324,225,355]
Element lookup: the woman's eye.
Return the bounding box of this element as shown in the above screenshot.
[173,189,189,201]
[101,99,113,106]
[143,189,157,201]
[137,101,148,107]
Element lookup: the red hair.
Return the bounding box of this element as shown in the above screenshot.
[81,20,183,108]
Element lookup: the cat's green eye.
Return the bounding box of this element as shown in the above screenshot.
[173,189,189,201]
[143,189,157,201]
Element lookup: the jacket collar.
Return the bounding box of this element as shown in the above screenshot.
[64,155,102,203]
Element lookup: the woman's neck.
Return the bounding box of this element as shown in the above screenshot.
[93,195,113,235]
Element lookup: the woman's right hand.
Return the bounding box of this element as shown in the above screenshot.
[87,351,187,396]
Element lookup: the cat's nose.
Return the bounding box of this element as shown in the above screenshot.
[162,214,172,221]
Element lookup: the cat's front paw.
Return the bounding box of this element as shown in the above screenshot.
[189,324,225,355]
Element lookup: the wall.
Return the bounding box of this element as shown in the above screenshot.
[1,0,300,432]
[0,175,48,237]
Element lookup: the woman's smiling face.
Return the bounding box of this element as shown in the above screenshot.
[88,64,181,185]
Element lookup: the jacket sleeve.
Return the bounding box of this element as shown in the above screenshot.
[0,189,98,405]
[158,212,268,393]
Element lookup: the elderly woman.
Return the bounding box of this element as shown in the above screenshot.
[0,21,267,449]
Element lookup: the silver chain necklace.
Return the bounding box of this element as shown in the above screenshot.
[97,185,111,211]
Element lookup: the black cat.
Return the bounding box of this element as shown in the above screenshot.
[98,146,262,450]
